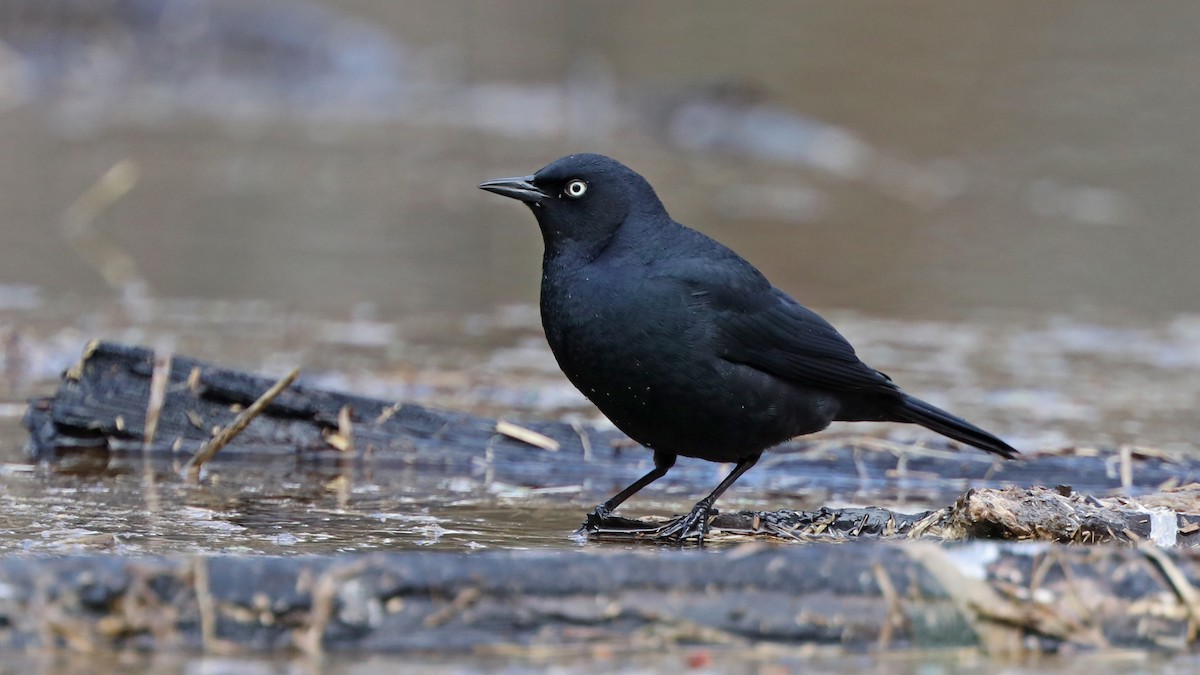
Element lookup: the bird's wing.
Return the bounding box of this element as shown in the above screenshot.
[659,258,899,394]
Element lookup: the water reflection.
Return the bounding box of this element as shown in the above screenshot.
[0,454,593,555]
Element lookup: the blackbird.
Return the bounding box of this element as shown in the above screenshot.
[480,153,1017,540]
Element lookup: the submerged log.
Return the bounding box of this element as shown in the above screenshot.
[21,341,1200,545]
[0,545,1197,655]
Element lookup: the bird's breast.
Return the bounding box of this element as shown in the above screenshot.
[542,267,691,394]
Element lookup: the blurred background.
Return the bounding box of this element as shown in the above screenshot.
[2,0,1199,453]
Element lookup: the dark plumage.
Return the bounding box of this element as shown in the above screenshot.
[480,153,1017,540]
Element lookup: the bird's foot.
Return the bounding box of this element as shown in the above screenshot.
[572,504,613,539]
[653,503,717,543]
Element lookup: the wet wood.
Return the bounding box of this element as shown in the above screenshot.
[0,544,1196,655]
[587,484,1200,547]
[21,341,1200,546]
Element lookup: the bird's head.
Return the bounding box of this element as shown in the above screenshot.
[479,153,664,261]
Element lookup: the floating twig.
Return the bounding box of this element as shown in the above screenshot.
[143,350,172,447]
[423,586,483,628]
[1120,445,1134,493]
[496,419,560,451]
[570,419,592,462]
[297,558,374,656]
[1142,543,1200,642]
[183,367,299,478]
[323,405,356,453]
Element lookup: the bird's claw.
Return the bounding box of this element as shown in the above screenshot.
[572,505,612,538]
[653,504,717,542]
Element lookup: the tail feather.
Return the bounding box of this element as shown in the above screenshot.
[891,394,1018,459]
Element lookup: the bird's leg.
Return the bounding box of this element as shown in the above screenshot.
[576,451,676,534]
[654,454,760,542]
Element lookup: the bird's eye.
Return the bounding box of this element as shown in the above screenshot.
[563,179,588,199]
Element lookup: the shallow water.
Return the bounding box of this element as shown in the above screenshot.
[2,298,1197,557]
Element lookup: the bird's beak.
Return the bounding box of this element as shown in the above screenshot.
[478,175,548,205]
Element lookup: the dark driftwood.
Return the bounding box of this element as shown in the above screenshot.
[0,545,1198,655]
[21,342,1200,545]
[587,484,1200,547]
[23,341,1199,488]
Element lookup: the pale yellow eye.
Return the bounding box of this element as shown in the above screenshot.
[564,179,588,199]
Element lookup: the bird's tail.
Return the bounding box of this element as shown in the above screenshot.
[890,394,1018,459]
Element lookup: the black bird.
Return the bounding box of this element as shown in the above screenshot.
[480,153,1017,540]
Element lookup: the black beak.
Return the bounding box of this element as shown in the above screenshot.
[478,175,548,205]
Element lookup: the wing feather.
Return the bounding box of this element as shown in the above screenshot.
[659,257,897,394]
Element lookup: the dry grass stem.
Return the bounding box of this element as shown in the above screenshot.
[184,367,300,477]
[496,420,560,451]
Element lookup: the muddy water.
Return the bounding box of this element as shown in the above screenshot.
[2,297,1197,558]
